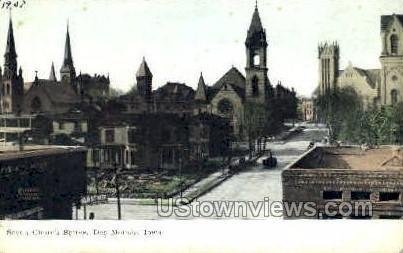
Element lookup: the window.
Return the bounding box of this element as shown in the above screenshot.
[217,99,234,115]
[105,129,115,143]
[391,34,399,54]
[379,192,400,202]
[391,89,398,105]
[252,76,259,96]
[351,191,371,200]
[323,191,342,200]
[253,54,260,66]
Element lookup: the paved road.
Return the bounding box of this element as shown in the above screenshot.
[75,125,328,220]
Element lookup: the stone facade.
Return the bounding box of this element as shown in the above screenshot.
[318,14,403,107]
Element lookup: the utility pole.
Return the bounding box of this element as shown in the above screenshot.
[115,151,122,220]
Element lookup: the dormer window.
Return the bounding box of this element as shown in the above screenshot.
[391,34,398,54]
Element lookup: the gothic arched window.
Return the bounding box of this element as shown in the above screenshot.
[252,76,259,97]
[391,89,398,105]
[391,35,399,54]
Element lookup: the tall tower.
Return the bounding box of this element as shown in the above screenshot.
[136,57,153,100]
[245,4,269,104]
[318,42,339,96]
[60,24,76,86]
[1,16,24,114]
[379,14,403,105]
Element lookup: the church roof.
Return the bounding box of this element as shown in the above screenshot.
[381,14,403,32]
[153,82,195,102]
[136,58,153,77]
[364,69,381,88]
[213,67,246,89]
[25,81,80,105]
[340,66,380,89]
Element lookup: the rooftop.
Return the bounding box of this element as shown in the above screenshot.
[0,145,86,161]
[290,146,403,171]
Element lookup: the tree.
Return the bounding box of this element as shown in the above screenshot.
[315,86,363,142]
[240,102,268,158]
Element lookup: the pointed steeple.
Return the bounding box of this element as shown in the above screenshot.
[136,57,153,78]
[136,57,153,100]
[64,22,73,66]
[49,62,57,81]
[195,72,207,101]
[248,5,263,34]
[4,14,18,78]
[60,22,76,84]
[246,4,266,46]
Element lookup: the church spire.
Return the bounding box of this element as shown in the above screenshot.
[195,72,207,101]
[49,62,57,81]
[246,3,266,46]
[63,22,73,66]
[4,14,18,78]
[60,22,76,85]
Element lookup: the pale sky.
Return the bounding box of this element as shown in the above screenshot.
[0,0,402,97]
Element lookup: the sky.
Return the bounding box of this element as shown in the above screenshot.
[0,0,402,97]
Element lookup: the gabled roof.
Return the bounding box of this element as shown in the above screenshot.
[381,14,403,32]
[340,66,380,89]
[153,82,195,102]
[213,67,246,89]
[25,81,80,105]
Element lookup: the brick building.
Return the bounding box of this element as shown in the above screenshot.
[282,146,403,219]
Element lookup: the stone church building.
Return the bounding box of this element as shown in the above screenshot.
[318,14,403,108]
[0,18,110,115]
[122,5,275,138]
[194,5,272,136]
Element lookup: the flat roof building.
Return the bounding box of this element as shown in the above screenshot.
[282,146,403,219]
[0,145,87,219]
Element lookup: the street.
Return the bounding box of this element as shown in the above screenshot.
[75,124,328,220]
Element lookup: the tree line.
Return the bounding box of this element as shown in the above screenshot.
[315,86,403,145]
